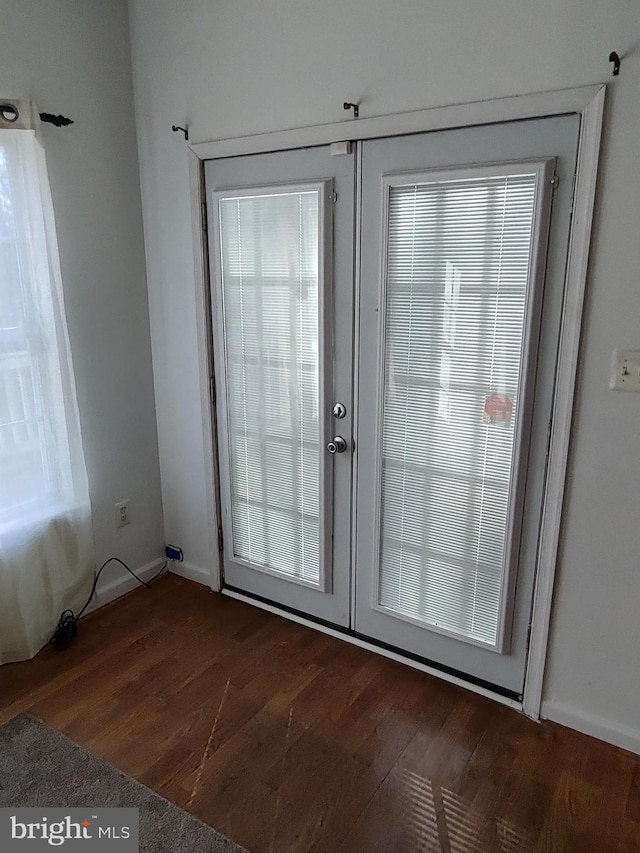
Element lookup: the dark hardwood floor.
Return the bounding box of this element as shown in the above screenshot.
[1,573,638,852]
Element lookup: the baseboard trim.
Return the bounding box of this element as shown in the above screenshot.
[541,699,640,756]
[168,560,213,588]
[84,558,166,616]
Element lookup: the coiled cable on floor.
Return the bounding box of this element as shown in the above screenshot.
[49,557,167,650]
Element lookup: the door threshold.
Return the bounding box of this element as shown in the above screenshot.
[222,586,523,710]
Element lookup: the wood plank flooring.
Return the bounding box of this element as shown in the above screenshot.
[1,573,638,852]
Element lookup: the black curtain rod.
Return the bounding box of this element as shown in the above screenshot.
[0,103,74,127]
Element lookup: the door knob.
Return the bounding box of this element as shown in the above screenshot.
[327,436,348,454]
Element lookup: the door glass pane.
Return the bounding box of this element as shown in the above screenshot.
[378,171,538,646]
[218,189,322,585]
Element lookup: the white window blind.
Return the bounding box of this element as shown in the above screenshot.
[378,170,538,647]
[218,189,322,585]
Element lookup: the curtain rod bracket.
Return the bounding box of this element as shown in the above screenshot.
[609,51,621,76]
[172,125,189,141]
[343,102,359,119]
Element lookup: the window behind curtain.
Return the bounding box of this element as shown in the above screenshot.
[0,126,86,528]
[1,140,49,515]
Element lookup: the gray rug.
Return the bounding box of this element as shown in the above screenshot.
[0,714,247,852]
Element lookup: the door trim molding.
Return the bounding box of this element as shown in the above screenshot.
[522,84,605,717]
[188,152,221,591]
[189,83,606,717]
[190,84,603,160]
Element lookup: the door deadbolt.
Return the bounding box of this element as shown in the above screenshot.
[332,402,347,419]
[327,436,348,454]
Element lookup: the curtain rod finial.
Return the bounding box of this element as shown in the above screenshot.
[40,113,74,128]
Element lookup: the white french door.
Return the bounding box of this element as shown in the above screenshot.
[354,116,579,694]
[206,146,354,626]
[207,113,580,696]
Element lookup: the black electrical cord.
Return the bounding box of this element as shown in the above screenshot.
[49,557,167,650]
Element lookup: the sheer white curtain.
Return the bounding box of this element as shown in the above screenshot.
[0,100,93,665]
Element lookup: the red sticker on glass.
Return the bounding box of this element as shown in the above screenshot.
[483,393,513,425]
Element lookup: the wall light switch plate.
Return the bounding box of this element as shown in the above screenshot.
[610,349,640,392]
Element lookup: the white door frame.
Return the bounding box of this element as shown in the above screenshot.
[187,83,605,718]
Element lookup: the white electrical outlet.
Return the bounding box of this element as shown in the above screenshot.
[610,349,640,392]
[115,499,131,527]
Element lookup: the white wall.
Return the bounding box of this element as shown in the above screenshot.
[128,0,640,749]
[0,0,164,593]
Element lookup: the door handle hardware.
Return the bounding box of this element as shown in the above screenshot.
[327,436,348,454]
